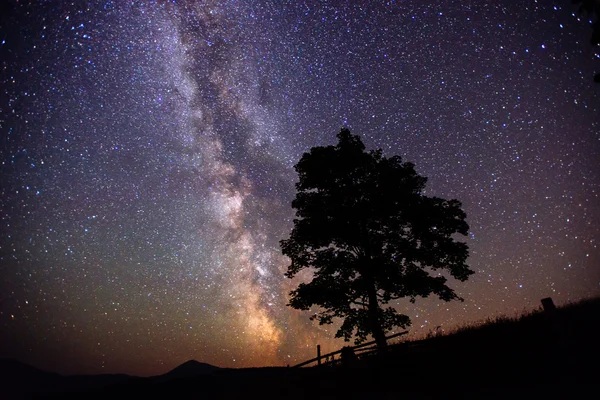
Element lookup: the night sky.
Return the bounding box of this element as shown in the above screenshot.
[1,0,599,377]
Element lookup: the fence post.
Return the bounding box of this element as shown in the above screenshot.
[541,297,573,370]
[541,297,556,314]
[317,345,321,366]
[542,297,563,337]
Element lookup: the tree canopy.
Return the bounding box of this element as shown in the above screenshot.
[572,0,600,82]
[281,129,474,350]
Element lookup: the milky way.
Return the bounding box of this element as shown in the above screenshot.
[1,1,599,376]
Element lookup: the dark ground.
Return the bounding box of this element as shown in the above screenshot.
[3,297,599,399]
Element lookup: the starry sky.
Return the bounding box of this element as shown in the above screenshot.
[1,0,599,376]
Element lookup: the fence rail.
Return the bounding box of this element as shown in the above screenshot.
[293,331,408,368]
[294,298,563,369]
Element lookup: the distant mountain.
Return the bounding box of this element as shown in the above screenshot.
[0,359,139,396]
[0,358,61,379]
[0,359,64,395]
[64,372,138,391]
[155,359,220,381]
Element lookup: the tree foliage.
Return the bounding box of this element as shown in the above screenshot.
[281,129,474,349]
[572,0,600,82]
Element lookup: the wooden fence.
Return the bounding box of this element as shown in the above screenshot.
[294,298,563,369]
[293,331,409,368]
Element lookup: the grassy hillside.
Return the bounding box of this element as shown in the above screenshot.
[9,297,600,399]
[381,296,600,371]
[321,296,600,398]
[103,297,600,399]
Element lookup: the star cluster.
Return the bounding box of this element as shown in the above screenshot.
[1,1,599,376]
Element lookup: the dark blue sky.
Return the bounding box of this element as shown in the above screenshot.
[1,0,598,376]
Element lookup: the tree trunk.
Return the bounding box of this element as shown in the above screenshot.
[367,282,387,352]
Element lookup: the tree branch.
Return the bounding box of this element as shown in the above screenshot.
[377,292,402,300]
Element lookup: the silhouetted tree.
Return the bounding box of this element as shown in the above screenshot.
[571,0,600,82]
[281,129,474,351]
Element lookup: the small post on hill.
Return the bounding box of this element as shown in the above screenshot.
[317,345,321,366]
[541,297,560,331]
[541,297,572,369]
[541,297,557,314]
